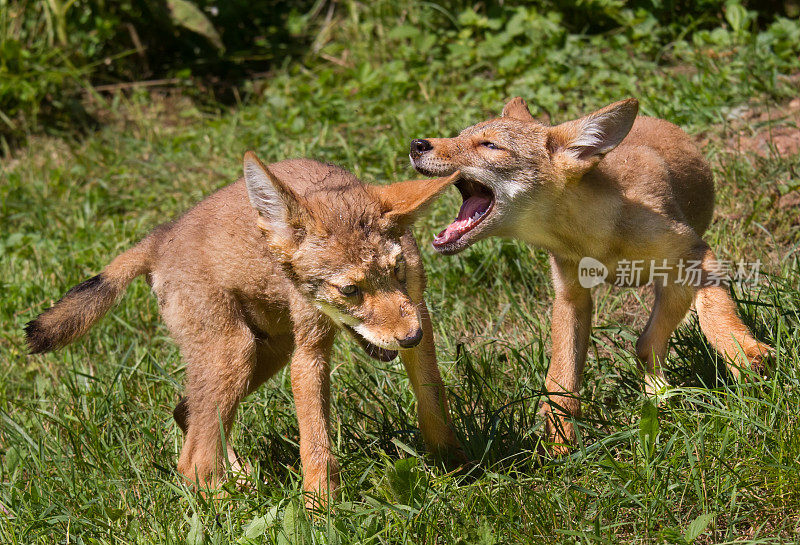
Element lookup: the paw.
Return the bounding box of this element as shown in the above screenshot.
[644,373,670,400]
[303,492,331,513]
[544,421,574,456]
[226,445,253,488]
[431,441,470,470]
[177,458,214,491]
[729,340,774,381]
[746,341,773,376]
[541,405,576,456]
[546,440,573,457]
[444,448,480,478]
[303,463,340,512]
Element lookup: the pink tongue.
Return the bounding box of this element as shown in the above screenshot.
[434,194,492,245]
[461,194,490,219]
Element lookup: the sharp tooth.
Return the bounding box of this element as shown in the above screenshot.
[472,211,481,220]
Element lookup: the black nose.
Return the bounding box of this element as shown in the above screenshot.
[397,328,423,349]
[410,139,433,159]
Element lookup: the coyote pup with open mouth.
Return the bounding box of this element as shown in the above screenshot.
[26,152,462,505]
[411,97,771,452]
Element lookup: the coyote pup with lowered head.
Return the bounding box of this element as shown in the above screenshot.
[410,97,771,452]
[26,152,462,503]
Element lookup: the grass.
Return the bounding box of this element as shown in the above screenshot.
[2,2,800,543]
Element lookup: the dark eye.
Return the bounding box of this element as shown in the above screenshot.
[395,256,406,282]
[481,141,500,150]
[339,284,360,297]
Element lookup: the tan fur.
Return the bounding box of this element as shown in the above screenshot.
[411,97,771,452]
[27,153,463,507]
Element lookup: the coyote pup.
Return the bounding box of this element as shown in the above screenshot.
[26,152,462,503]
[410,97,771,452]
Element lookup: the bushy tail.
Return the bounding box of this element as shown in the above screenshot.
[25,234,159,354]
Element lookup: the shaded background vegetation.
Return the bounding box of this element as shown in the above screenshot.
[2,0,799,149]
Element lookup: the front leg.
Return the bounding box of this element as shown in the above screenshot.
[542,255,593,454]
[290,323,338,509]
[399,300,465,466]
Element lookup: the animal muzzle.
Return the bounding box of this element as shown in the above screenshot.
[409,138,460,177]
[396,327,423,348]
[410,139,433,160]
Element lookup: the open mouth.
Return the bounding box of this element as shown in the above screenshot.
[343,324,398,362]
[432,178,495,250]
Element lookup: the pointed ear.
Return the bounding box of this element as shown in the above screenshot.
[546,98,638,180]
[243,151,307,237]
[549,98,638,161]
[369,171,461,227]
[502,97,535,122]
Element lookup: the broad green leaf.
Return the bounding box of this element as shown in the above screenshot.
[167,0,224,51]
[684,512,714,543]
[187,512,204,545]
[238,515,268,544]
[385,457,425,506]
[478,522,497,545]
[281,501,311,545]
[725,2,748,34]
[388,25,421,40]
[639,399,659,456]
